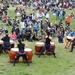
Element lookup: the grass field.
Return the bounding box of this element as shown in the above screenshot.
[0,4,75,75]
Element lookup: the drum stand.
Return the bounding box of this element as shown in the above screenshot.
[65,38,72,49]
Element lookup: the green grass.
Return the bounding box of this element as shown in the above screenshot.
[0,4,75,75]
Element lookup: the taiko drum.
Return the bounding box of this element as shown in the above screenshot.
[35,42,45,54]
[9,48,33,63]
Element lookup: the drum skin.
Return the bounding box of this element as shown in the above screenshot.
[9,48,33,63]
[66,36,72,42]
[10,40,14,48]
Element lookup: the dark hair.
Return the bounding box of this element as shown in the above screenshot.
[5,30,8,33]
[18,39,22,44]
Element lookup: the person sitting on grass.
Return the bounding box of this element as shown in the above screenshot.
[13,39,30,66]
[17,32,24,41]
[11,31,17,42]
[31,31,40,41]
[57,31,64,43]
[0,25,6,37]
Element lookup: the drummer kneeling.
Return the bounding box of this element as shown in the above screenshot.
[13,39,29,66]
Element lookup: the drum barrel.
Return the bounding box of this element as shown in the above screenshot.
[35,45,42,52]
[46,44,55,55]
[9,48,33,63]
[51,45,55,50]
[9,51,19,63]
[35,42,45,55]
[23,51,33,63]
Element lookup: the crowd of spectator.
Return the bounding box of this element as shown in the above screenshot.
[0,0,75,44]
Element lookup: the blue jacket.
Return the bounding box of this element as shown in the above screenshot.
[33,22,39,31]
[69,32,75,37]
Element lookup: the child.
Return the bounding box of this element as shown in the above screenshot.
[11,31,17,42]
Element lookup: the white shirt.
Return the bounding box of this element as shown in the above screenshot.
[32,14,36,20]
[20,22,25,29]
[45,13,50,19]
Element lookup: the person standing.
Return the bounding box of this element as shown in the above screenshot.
[57,31,63,43]
[38,32,56,58]
[13,39,29,66]
[65,16,71,26]
[70,36,75,52]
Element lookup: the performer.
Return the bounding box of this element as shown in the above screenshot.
[13,39,29,66]
[70,36,75,52]
[38,32,56,58]
[1,30,11,53]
